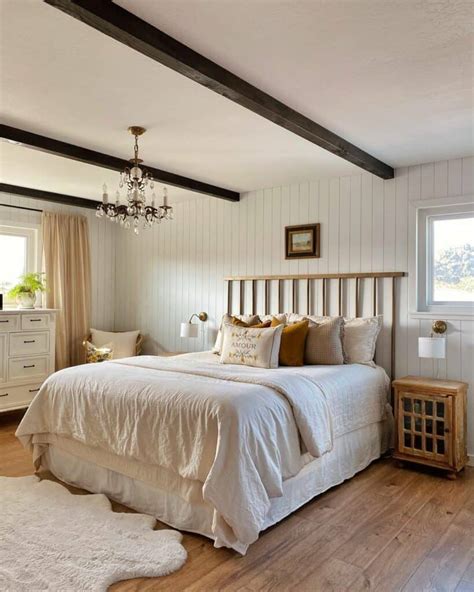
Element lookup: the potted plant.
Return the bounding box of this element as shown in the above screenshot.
[7,272,46,309]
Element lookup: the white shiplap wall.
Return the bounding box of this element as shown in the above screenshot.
[114,156,474,456]
[0,193,117,330]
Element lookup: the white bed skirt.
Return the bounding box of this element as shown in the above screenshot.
[41,419,391,552]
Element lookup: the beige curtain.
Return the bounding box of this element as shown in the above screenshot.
[42,212,91,370]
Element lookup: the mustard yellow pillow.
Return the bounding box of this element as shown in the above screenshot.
[271,318,309,366]
[232,317,271,329]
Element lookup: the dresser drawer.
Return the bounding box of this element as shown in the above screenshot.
[21,314,49,331]
[9,332,50,357]
[0,383,42,411]
[8,356,49,381]
[0,315,19,332]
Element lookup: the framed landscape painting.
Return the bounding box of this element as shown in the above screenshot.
[285,223,320,259]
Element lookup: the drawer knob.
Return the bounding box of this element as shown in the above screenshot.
[0,393,8,397]
[30,319,42,322]
[24,340,36,344]
[29,388,40,393]
[0,320,9,323]
[23,364,36,369]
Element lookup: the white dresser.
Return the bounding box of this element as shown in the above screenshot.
[0,309,57,412]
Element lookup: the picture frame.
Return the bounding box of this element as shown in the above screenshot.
[285,223,320,259]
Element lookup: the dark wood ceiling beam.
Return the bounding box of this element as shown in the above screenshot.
[0,183,100,210]
[44,0,394,180]
[0,125,240,202]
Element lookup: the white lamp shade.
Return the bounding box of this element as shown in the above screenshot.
[180,322,198,338]
[418,337,446,359]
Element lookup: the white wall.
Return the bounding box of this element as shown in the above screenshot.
[114,156,474,457]
[0,192,117,330]
[2,158,472,456]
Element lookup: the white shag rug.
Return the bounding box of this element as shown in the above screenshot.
[0,475,187,591]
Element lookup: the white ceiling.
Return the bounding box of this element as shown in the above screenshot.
[0,141,204,203]
[0,0,472,203]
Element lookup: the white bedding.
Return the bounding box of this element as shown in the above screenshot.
[16,351,390,553]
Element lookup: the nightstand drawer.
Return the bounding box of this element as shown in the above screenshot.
[21,314,49,331]
[8,356,49,381]
[9,332,50,357]
[0,315,19,332]
[0,383,42,410]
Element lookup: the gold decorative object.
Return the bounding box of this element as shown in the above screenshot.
[432,320,447,335]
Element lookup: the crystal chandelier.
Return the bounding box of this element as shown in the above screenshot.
[96,126,173,234]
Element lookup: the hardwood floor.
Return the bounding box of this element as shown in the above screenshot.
[1,410,473,592]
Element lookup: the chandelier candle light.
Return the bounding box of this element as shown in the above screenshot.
[96,126,173,234]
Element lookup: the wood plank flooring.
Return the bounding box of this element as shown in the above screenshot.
[1,410,473,592]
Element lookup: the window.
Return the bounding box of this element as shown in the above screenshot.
[417,202,474,314]
[0,223,39,305]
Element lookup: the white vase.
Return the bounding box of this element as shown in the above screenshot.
[17,292,36,309]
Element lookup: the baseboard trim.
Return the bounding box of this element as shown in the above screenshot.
[468,454,474,467]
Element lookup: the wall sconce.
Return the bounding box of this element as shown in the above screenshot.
[180,312,208,338]
[418,320,447,378]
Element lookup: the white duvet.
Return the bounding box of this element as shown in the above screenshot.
[16,352,389,553]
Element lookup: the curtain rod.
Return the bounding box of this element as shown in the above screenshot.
[0,203,42,213]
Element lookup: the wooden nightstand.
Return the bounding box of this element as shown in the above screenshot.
[392,376,468,479]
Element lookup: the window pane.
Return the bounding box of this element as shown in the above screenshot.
[432,216,474,302]
[0,234,27,295]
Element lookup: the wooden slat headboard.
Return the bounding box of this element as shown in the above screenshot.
[224,272,406,379]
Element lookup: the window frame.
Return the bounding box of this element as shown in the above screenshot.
[0,221,41,306]
[413,198,474,316]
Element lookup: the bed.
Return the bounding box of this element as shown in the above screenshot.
[16,272,404,554]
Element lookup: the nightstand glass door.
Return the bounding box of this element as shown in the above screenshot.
[398,391,452,464]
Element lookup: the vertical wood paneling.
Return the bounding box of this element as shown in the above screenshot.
[395,167,409,379]
[461,321,474,458]
[339,177,351,273]
[434,160,448,198]
[372,177,384,271]
[462,156,474,195]
[95,156,472,455]
[360,174,373,275]
[349,175,361,273]
[421,162,435,199]
[447,158,463,196]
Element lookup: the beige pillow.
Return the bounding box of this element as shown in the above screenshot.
[343,316,382,365]
[286,313,306,324]
[304,317,344,365]
[219,323,283,369]
[91,328,139,359]
[212,314,261,354]
[260,313,288,324]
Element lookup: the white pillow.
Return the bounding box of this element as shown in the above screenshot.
[342,316,382,366]
[212,314,261,354]
[219,323,283,369]
[91,328,140,359]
